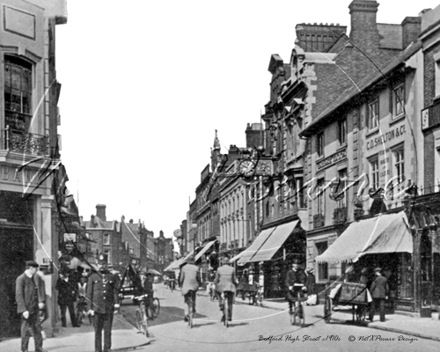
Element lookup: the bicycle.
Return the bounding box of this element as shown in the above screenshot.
[220,291,233,328]
[185,290,196,328]
[289,284,307,327]
[169,279,176,292]
[76,296,92,325]
[143,291,160,320]
[134,294,149,338]
[206,282,216,301]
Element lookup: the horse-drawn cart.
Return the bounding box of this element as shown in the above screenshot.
[324,282,371,323]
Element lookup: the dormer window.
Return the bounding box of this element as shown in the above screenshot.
[367,99,379,131]
[392,84,405,120]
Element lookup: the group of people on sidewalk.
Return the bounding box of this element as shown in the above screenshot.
[15,255,121,352]
[179,253,236,323]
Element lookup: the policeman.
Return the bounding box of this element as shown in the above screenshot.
[87,255,120,352]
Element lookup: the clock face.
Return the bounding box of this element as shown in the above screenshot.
[238,159,256,177]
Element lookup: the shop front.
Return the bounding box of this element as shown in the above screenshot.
[235,219,306,299]
[315,211,430,316]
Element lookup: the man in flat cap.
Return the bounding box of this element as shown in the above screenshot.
[15,260,46,352]
[285,259,307,314]
[87,254,120,352]
[369,267,389,322]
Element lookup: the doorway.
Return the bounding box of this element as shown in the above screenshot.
[0,226,34,338]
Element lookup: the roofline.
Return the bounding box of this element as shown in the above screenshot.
[300,41,422,137]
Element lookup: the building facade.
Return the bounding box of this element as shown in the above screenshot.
[0,0,67,337]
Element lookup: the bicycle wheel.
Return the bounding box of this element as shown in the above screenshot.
[224,296,229,327]
[299,303,305,327]
[152,298,160,319]
[187,293,193,328]
[136,310,148,336]
[324,296,332,323]
[76,307,83,325]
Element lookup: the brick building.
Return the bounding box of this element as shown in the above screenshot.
[83,204,123,271]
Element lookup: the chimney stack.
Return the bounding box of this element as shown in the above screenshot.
[349,0,380,49]
[401,16,421,48]
[96,204,106,221]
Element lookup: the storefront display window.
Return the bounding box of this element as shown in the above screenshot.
[397,253,413,299]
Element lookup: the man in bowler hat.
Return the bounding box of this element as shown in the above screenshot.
[87,255,120,352]
[369,267,389,322]
[15,260,46,352]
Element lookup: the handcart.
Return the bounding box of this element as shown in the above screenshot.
[323,282,371,324]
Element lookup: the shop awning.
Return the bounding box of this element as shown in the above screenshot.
[238,227,277,264]
[316,211,412,264]
[195,240,217,261]
[164,256,187,271]
[230,250,245,263]
[248,220,300,263]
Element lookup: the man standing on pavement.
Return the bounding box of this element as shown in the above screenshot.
[285,260,307,313]
[214,253,237,322]
[87,255,120,352]
[369,267,389,322]
[56,269,79,327]
[15,260,46,352]
[179,255,201,321]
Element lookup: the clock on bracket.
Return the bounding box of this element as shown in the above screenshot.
[238,159,257,178]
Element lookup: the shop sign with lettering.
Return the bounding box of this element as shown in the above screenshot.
[0,164,39,185]
[366,123,406,151]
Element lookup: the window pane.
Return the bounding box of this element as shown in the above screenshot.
[22,94,31,114]
[11,66,21,90]
[5,65,11,88]
[22,70,31,92]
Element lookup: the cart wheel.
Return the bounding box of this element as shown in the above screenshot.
[324,296,332,323]
[290,311,296,325]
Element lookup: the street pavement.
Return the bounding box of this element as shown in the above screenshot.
[1,283,439,352]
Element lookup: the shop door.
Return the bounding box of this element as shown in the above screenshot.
[420,233,432,307]
[0,226,33,338]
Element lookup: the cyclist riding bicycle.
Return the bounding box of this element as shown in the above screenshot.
[179,255,201,322]
[214,253,237,323]
[141,271,155,310]
[285,260,307,314]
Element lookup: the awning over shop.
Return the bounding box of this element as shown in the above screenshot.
[249,220,300,263]
[164,258,184,271]
[316,211,412,264]
[195,240,217,261]
[230,250,245,263]
[238,227,277,264]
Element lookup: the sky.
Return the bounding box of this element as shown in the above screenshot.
[55,0,440,240]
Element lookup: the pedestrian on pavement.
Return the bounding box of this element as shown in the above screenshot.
[179,255,201,322]
[305,267,317,305]
[87,254,120,352]
[369,267,389,322]
[15,260,46,352]
[285,260,307,313]
[356,267,370,319]
[56,269,80,327]
[214,253,237,322]
[36,268,48,340]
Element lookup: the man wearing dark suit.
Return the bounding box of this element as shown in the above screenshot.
[369,267,389,322]
[87,255,120,352]
[56,270,79,327]
[285,260,307,313]
[179,255,201,321]
[214,254,236,322]
[15,260,46,352]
